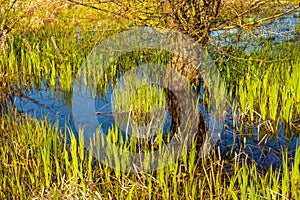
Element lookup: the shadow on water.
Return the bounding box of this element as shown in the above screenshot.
[11,11,300,171]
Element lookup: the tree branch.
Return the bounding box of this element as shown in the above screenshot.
[67,0,131,20]
[211,4,300,31]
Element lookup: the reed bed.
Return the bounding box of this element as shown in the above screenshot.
[221,41,300,133]
[0,113,299,199]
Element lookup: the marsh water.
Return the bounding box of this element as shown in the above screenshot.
[13,11,300,171]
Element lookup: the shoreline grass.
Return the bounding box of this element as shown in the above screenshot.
[0,113,299,199]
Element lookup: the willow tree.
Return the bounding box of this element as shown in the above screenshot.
[65,0,300,84]
[67,0,299,44]
[163,1,298,42]
[66,0,299,145]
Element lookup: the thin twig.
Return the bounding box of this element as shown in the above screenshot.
[211,4,300,31]
[51,36,63,61]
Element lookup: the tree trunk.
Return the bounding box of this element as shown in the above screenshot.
[161,0,222,149]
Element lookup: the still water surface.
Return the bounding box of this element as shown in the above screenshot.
[13,12,300,170]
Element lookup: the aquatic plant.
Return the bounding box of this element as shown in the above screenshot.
[0,113,299,199]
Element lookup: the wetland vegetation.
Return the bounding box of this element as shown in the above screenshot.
[0,0,300,199]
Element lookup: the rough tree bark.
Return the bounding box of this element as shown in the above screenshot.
[163,0,221,45]
[161,1,223,146]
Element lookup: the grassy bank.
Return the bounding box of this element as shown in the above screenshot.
[0,114,299,199]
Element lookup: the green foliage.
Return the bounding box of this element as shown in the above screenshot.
[1,114,299,199]
[0,0,299,199]
[224,42,300,127]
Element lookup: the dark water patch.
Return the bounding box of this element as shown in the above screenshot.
[219,118,299,172]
